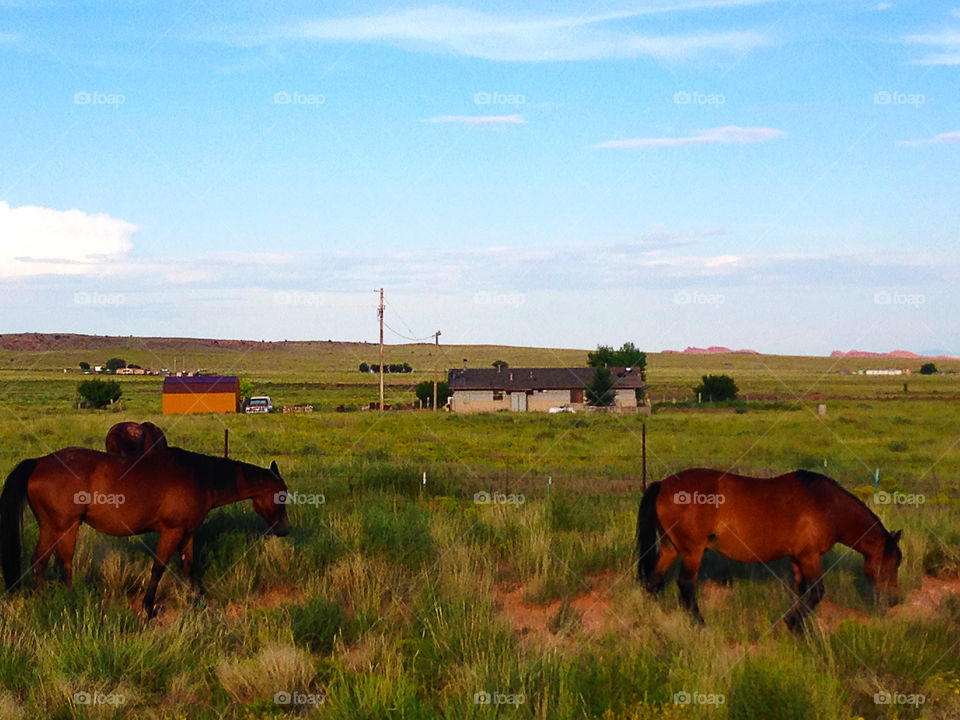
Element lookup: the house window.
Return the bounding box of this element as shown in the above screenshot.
[493,391,504,401]
[570,389,584,403]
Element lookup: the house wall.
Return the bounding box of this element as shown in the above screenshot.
[613,388,638,411]
[527,389,579,412]
[449,390,510,413]
[162,392,238,414]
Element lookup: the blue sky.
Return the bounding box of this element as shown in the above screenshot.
[1,0,958,354]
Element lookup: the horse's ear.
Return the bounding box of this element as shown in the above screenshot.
[270,460,279,475]
[891,529,902,544]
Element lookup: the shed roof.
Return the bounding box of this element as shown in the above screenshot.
[162,375,239,394]
[447,366,645,392]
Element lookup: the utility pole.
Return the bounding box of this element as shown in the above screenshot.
[433,330,441,410]
[377,288,384,412]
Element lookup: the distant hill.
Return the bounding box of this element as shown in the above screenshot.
[661,346,760,355]
[830,349,959,361]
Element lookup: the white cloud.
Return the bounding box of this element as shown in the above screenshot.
[897,130,960,146]
[274,5,771,62]
[424,114,523,125]
[593,125,786,149]
[906,24,960,65]
[0,201,137,278]
[875,2,894,10]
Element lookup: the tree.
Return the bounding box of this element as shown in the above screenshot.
[359,362,370,373]
[78,361,90,371]
[104,357,126,373]
[586,366,616,406]
[414,380,450,408]
[492,359,509,370]
[694,374,738,402]
[919,362,938,375]
[77,379,122,409]
[238,378,254,400]
[588,343,647,370]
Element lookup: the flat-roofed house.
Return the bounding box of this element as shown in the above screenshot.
[447,366,646,413]
[162,375,240,414]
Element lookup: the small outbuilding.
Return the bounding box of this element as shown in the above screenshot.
[162,375,240,414]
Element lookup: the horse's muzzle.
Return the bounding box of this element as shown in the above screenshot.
[268,518,292,537]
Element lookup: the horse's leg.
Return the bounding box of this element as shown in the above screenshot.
[785,554,824,633]
[53,522,80,588]
[645,539,677,595]
[31,524,59,590]
[142,528,184,619]
[178,532,206,604]
[677,548,705,624]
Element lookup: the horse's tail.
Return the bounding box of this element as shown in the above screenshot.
[636,481,662,582]
[0,459,36,590]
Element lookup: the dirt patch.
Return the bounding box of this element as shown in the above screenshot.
[891,574,960,619]
[494,571,628,646]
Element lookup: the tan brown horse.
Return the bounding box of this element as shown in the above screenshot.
[636,468,902,631]
[105,421,168,457]
[1,446,290,618]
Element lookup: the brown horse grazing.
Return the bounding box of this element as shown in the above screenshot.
[105,421,168,457]
[0,446,290,618]
[636,468,902,632]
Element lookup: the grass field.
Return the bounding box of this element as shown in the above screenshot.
[0,337,958,719]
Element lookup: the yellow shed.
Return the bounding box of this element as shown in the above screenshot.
[162,376,239,414]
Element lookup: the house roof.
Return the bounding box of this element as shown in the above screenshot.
[447,366,646,392]
[162,375,239,394]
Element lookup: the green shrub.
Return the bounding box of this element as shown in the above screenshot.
[76,379,122,408]
[729,659,817,720]
[290,597,344,653]
[360,503,434,568]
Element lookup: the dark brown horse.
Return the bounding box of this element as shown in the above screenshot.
[105,421,168,457]
[636,468,902,631]
[0,446,290,618]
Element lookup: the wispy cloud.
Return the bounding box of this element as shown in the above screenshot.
[593,125,786,149]
[268,5,772,62]
[906,18,960,65]
[424,114,524,125]
[0,201,136,278]
[898,130,960,147]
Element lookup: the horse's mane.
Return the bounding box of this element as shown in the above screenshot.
[794,469,890,536]
[165,446,274,491]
